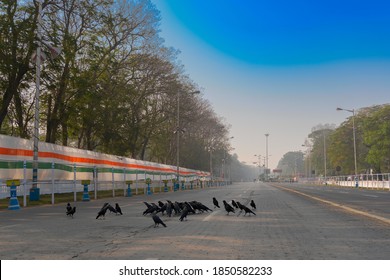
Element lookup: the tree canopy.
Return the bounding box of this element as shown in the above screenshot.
[0,0,235,175]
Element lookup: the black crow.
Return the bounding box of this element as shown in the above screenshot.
[250,200,256,210]
[158,201,165,208]
[223,200,235,215]
[236,201,245,211]
[242,204,256,216]
[152,214,167,227]
[143,201,153,209]
[66,202,72,213]
[190,201,212,213]
[107,204,117,214]
[96,204,109,219]
[212,197,220,208]
[184,202,196,214]
[143,202,159,215]
[101,202,109,210]
[115,203,123,215]
[66,206,76,218]
[173,201,181,214]
[166,201,173,217]
[179,207,189,221]
[198,202,212,212]
[156,203,167,215]
[231,200,238,208]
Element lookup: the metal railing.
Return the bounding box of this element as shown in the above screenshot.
[0,159,219,207]
[300,173,390,190]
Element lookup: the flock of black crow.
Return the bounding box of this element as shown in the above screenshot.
[145,197,257,228]
[213,197,256,216]
[143,200,213,227]
[65,196,257,228]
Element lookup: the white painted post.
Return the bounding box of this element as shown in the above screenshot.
[123,168,126,197]
[51,162,55,204]
[94,166,97,200]
[135,172,138,195]
[23,160,27,207]
[112,167,115,197]
[73,163,76,202]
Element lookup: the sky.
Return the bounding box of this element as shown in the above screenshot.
[152,0,390,170]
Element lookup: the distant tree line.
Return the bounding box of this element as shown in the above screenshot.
[0,0,248,177]
[277,104,390,177]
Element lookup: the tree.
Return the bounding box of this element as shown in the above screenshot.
[0,0,37,137]
[277,151,305,178]
[361,104,390,173]
[308,124,335,176]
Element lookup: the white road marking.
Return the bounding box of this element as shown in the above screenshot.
[202,210,220,221]
[362,194,378,198]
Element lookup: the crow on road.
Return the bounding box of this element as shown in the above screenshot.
[152,214,167,227]
[236,201,245,211]
[107,204,117,214]
[250,200,256,210]
[223,200,235,215]
[166,201,173,217]
[96,204,109,219]
[242,204,256,216]
[66,202,72,213]
[115,203,123,215]
[231,200,238,208]
[66,206,76,218]
[212,197,220,209]
[179,207,189,221]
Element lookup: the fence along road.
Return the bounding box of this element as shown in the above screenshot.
[0,182,389,260]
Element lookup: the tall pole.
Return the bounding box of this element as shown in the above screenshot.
[176,90,180,184]
[302,141,312,178]
[323,131,327,184]
[209,147,213,180]
[265,133,269,181]
[337,107,358,185]
[254,154,261,181]
[31,0,43,200]
[352,109,358,180]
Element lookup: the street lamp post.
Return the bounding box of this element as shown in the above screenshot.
[176,90,200,187]
[31,0,44,201]
[30,1,62,201]
[302,141,312,178]
[254,154,262,181]
[323,131,327,184]
[265,133,270,181]
[337,107,358,186]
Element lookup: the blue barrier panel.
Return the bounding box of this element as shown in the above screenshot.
[126,180,133,197]
[81,180,90,201]
[7,180,21,210]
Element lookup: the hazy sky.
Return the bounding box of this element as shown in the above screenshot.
[153,0,390,170]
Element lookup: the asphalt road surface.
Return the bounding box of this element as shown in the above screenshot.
[0,182,389,260]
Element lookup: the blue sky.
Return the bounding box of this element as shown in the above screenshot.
[153,0,390,170]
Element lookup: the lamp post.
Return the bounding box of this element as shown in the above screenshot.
[254,154,262,181]
[30,0,44,201]
[302,141,312,178]
[337,107,358,186]
[265,133,270,181]
[176,90,200,186]
[323,131,327,184]
[30,1,62,201]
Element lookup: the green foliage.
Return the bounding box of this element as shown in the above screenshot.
[306,105,390,176]
[0,0,232,174]
[361,104,390,173]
